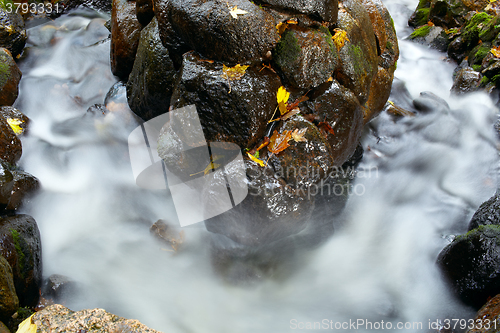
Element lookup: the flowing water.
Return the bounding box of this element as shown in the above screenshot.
[13,1,500,332]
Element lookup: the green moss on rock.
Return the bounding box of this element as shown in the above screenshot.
[10,229,25,278]
[412,8,430,28]
[273,30,301,68]
[409,25,432,39]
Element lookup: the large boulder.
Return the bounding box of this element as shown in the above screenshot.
[0,214,42,307]
[0,48,21,107]
[437,225,500,309]
[0,254,18,323]
[33,304,161,333]
[126,17,176,120]
[110,0,142,80]
[468,192,500,231]
[154,0,279,64]
[260,0,338,23]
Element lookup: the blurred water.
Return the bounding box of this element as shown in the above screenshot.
[14,2,500,333]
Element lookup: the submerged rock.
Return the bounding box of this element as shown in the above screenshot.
[437,225,500,309]
[0,254,18,323]
[0,48,22,107]
[0,214,42,307]
[33,304,161,333]
[41,274,80,304]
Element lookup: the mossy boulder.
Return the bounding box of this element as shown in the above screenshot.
[126,17,176,120]
[437,225,500,309]
[0,48,21,107]
[0,254,18,323]
[273,27,338,90]
[110,0,142,80]
[0,214,42,308]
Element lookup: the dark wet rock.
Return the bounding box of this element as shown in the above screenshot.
[0,254,18,323]
[437,225,500,309]
[261,0,338,23]
[335,0,378,105]
[451,66,482,94]
[468,192,500,231]
[0,214,42,307]
[360,0,399,122]
[0,48,21,107]
[0,106,29,134]
[7,170,40,211]
[127,18,176,120]
[136,0,154,26]
[204,158,315,247]
[301,79,364,166]
[0,111,22,165]
[110,0,142,80]
[466,293,500,333]
[409,25,450,52]
[0,9,26,58]
[42,274,79,304]
[155,0,279,64]
[33,304,162,333]
[168,52,281,148]
[0,160,13,211]
[272,26,338,90]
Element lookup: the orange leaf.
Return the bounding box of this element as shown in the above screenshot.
[268,130,292,155]
[318,121,335,137]
[332,28,350,50]
[491,46,500,58]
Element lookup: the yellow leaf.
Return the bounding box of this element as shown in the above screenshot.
[276,22,288,35]
[7,118,24,135]
[229,6,248,19]
[16,314,37,333]
[490,0,497,3]
[221,64,249,81]
[247,152,266,167]
[291,128,308,142]
[277,86,290,104]
[491,46,500,58]
[332,28,350,50]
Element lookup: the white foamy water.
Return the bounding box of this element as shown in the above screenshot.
[14,2,500,332]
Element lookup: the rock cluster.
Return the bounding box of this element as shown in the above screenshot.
[113,0,398,257]
[408,0,500,95]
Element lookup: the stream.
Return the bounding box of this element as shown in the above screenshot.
[12,1,500,332]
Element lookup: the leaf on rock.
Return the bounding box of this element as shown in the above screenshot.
[491,45,500,58]
[318,121,335,137]
[332,28,350,50]
[276,19,297,35]
[7,117,24,135]
[221,64,250,81]
[291,128,308,142]
[268,130,292,155]
[16,314,36,333]
[277,86,290,115]
[229,6,248,19]
[247,152,266,167]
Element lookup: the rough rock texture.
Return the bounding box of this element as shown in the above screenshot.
[0,254,18,323]
[155,0,279,64]
[33,304,161,333]
[437,225,500,309]
[136,0,154,26]
[0,9,26,58]
[0,111,22,165]
[0,160,13,211]
[127,18,176,120]
[273,27,338,90]
[451,65,482,94]
[7,170,40,211]
[110,0,142,80]
[466,293,500,333]
[468,192,500,231]
[0,48,21,107]
[167,52,281,149]
[261,0,338,23]
[0,214,42,307]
